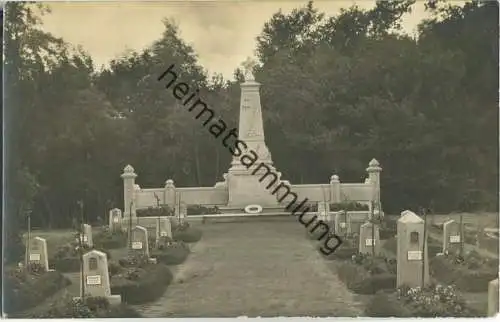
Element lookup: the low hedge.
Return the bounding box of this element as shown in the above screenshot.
[330,201,369,211]
[151,242,190,265]
[27,295,142,318]
[4,267,71,314]
[111,263,173,304]
[336,254,396,294]
[137,205,174,217]
[172,224,203,243]
[430,252,498,292]
[187,205,221,215]
[94,230,127,249]
[365,285,481,317]
[51,244,112,273]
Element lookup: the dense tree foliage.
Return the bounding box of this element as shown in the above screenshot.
[4,1,498,261]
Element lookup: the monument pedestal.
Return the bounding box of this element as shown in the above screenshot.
[226,171,280,208]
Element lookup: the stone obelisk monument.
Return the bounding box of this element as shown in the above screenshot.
[226,59,279,208]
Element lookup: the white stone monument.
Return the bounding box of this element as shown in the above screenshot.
[225,58,280,208]
[397,210,430,288]
[81,250,121,304]
[28,236,49,271]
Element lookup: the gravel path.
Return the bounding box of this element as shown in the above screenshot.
[134,220,364,317]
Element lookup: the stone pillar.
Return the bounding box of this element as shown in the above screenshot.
[330,175,341,203]
[397,210,430,288]
[121,165,137,219]
[164,179,176,208]
[366,159,382,211]
[488,278,499,317]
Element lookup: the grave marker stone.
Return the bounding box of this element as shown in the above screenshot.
[80,224,93,247]
[488,278,499,317]
[179,202,187,224]
[156,217,172,242]
[317,202,331,222]
[442,219,462,255]
[28,237,49,271]
[82,250,121,304]
[109,208,123,232]
[397,210,429,288]
[334,211,351,236]
[130,225,149,257]
[358,222,381,255]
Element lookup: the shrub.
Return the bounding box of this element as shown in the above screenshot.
[336,254,396,294]
[151,241,190,265]
[4,267,71,314]
[187,205,221,215]
[136,205,174,217]
[111,263,173,304]
[51,243,112,272]
[118,253,149,268]
[330,201,369,211]
[28,295,142,318]
[173,225,202,243]
[94,230,127,249]
[430,251,498,292]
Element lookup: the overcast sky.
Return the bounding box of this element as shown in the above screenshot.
[40,1,435,79]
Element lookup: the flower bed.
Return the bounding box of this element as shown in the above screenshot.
[94,229,127,249]
[51,243,112,272]
[110,262,173,304]
[149,236,190,265]
[172,222,203,243]
[365,285,481,317]
[4,266,71,314]
[430,251,498,292]
[136,205,174,217]
[187,205,221,216]
[336,253,396,294]
[27,295,142,318]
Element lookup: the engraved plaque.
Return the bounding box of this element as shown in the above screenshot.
[407,251,422,261]
[449,235,460,243]
[29,253,41,261]
[340,222,346,228]
[365,239,375,246]
[113,217,119,223]
[132,241,143,249]
[86,275,101,285]
[160,231,167,237]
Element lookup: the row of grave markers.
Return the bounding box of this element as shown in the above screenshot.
[26,213,175,307]
[320,205,499,318]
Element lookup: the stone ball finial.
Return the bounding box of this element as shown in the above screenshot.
[330,175,340,183]
[134,184,141,190]
[165,179,174,187]
[369,158,380,167]
[123,164,135,173]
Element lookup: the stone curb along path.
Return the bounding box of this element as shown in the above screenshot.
[134,221,364,317]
